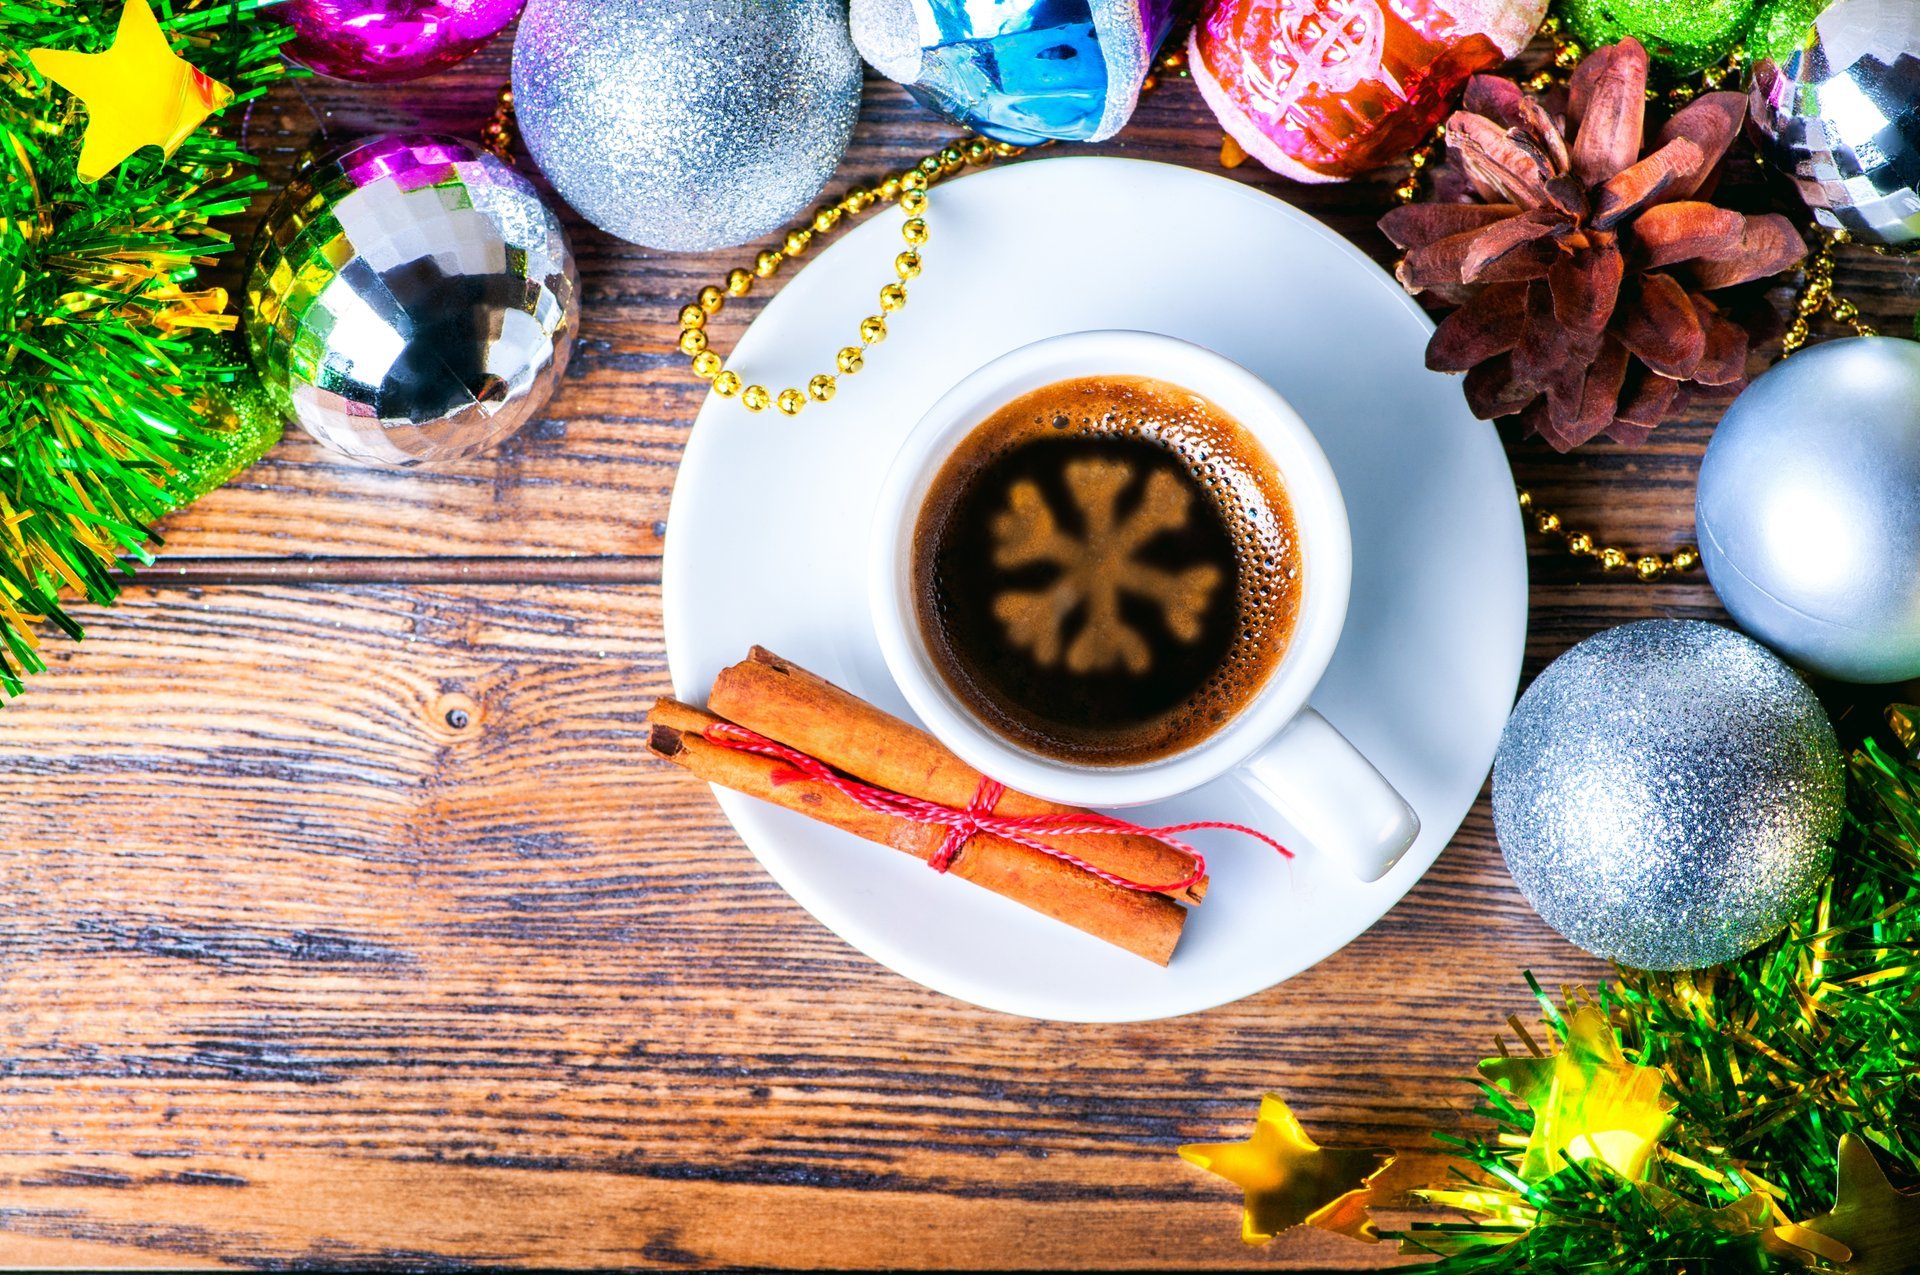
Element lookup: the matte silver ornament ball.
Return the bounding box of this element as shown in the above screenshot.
[1749,0,1920,246]
[245,134,578,467]
[511,0,863,252]
[1698,337,1920,683]
[1493,621,1841,971]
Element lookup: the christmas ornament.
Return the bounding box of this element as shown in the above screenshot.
[511,0,862,252]
[244,135,578,467]
[158,372,286,515]
[850,0,1176,144]
[1556,0,1830,72]
[1789,1135,1920,1275]
[0,1,289,694]
[278,0,525,83]
[28,0,232,183]
[1750,0,1920,247]
[1188,0,1547,183]
[1743,0,1832,64]
[1696,338,1920,683]
[1179,1093,1395,1245]
[1380,40,1806,450]
[1555,0,1751,72]
[1492,620,1842,971]
[1478,1006,1674,1185]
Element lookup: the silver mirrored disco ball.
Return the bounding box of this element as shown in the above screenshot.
[246,134,579,466]
[1749,0,1920,246]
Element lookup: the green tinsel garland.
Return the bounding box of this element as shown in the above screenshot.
[1399,731,1920,1272]
[0,0,290,694]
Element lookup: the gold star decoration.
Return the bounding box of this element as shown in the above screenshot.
[28,0,232,183]
[1478,1005,1675,1184]
[1769,1134,1920,1275]
[1179,1093,1395,1245]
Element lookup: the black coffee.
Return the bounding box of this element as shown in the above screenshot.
[913,375,1301,767]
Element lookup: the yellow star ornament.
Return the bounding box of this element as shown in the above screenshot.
[28,0,233,183]
[1770,1134,1920,1275]
[1478,1005,1675,1184]
[1179,1093,1395,1245]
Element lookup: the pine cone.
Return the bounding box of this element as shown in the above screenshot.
[1379,39,1806,451]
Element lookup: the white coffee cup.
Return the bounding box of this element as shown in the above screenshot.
[869,330,1418,882]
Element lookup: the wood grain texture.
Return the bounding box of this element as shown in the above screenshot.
[4,582,1626,1270]
[2,24,1895,1271]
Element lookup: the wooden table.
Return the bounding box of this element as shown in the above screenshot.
[4,35,1906,1271]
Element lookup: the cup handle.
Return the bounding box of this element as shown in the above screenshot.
[1233,708,1419,883]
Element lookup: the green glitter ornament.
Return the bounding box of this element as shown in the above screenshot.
[1555,0,1835,72]
[1556,0,1755,72]
[156,369,284,516]
[1744,0,1831,65]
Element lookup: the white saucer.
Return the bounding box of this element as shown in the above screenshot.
[663,156,1526,1022]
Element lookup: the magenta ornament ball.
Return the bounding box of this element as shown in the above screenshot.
[280,0,527,83]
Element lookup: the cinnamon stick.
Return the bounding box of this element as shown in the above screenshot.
[708,647,1209,904]
[646,698,1185,965]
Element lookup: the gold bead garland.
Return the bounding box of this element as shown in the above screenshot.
[671,38,1210,415]
[471,39,1808,582]
[480,84,516,160]
[677,136,1022,416]
[1391,123,1449,206]
[1520,15,1584,95]
[1782,229,1878,355]
[1668,47,1744,105]
[1517,491,1700,582]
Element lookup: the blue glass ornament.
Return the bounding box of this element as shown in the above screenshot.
[851,0,1179,143]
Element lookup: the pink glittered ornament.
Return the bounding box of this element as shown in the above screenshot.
[1189,0,1546,183]
[281,0,526,83]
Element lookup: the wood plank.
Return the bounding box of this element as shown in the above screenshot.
[0,580,1643,1267]
[133,555,662,586]
[0,1154,1451,1270]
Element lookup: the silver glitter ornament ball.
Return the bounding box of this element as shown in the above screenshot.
[245,134,578,468]
[1698,337,1920,683]
[511,0,862,252]
[1493,621,1842,971]
[1749,0,1920,246]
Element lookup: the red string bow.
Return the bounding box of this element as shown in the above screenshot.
[702,721,1290,894]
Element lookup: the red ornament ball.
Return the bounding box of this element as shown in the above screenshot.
[1189,0,1546,182]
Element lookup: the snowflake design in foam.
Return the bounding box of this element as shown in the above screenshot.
[990,457,1222,675]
